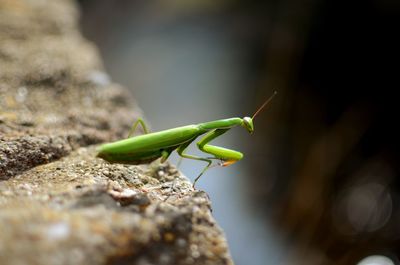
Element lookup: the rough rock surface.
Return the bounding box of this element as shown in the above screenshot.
[0,1,234,264]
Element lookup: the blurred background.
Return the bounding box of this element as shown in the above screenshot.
[78,0,399,264]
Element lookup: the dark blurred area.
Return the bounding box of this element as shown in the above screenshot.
[78,0,400,264]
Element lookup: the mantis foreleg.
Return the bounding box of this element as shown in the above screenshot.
[177,128,244,188]
[197,128,243,164]
[127,118,150,137]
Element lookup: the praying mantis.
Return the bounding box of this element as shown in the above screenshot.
[97,91,276,188]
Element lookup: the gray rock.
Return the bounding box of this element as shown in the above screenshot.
[0,0,233,264]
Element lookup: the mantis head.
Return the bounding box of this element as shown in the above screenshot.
[242,117,254,133]
[243,91,277,134]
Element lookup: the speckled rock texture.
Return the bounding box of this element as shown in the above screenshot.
[0,1,234,264]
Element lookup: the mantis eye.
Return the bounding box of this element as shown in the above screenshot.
[242,117,254,133]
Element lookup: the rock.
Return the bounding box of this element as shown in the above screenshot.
[0,0,233,264]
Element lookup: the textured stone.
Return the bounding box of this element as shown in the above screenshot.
[0,0,233,264]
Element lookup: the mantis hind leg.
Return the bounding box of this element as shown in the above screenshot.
[127,118,150,137]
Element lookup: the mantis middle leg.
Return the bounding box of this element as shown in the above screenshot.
[177,139,215,188]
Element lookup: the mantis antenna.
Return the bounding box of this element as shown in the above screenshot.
[252,91,278,119]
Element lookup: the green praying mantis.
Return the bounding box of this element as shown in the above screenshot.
[97,91,277,188]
